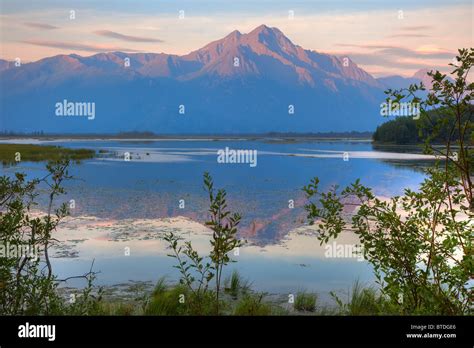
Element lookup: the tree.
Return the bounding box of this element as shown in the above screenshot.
[385,48,473,209]
[304,48,473,315]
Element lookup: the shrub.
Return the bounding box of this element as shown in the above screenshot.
[0,159,102,315]
[163,172,244,315]
[304,49,474,315]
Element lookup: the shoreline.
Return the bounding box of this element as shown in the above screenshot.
[0,136,374,143]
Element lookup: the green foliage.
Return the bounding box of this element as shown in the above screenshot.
[0,144,95,165]
[144,279,217,316]
[224,270,250,299]
[385,48,473,208]
[104,302,137,316]
[294,291,317,312]
[344,282,384,315]
[0,159,102,315]
[145,284,192,315]
[204,172,244,313]
[63,271,104,316]
[373,116,420,144]
[330,280,398,315]
[373,106,474,145]
[233,293,272,316]
[304,49,474,315]
[163,172,244,315]
[305,170,472,314]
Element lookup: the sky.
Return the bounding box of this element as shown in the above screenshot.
[0,0,472,77]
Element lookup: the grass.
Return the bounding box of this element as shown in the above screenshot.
[95,302,138,316]
[224,270,251,299]
[142,276,273,316]
[144,278,188,315]
[233,294,272,316]
[330,280,398,315]
[346,281,381,315]
[64,279,403,316]
[144,278,218,315]
[294,291,317,312]
[0,144,95,165]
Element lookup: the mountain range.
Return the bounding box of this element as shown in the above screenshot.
[0,25,433,134]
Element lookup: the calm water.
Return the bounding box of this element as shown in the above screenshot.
[1,139,432,299]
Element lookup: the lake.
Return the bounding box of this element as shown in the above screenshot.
[0,138,433,301]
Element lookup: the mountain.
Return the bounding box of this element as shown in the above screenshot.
[1,25,394,134]
[411,68,436,88]
[0,59,15,72]
[377,68,436,90]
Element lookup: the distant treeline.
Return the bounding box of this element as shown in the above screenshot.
[0,130,373,139]
[0,130,46,136]
[373,106,473,145]
[263,131,373,138]
[372,117,420,144]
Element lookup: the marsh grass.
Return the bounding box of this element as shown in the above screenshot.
[144,278,218,315]
[233,293,272,316]
[331,280,399,315]
[346,281,381,315]
[142,276,273,316]
[0,144,95,164]
[95,302,137,316]
[145,281,190,315]
[294,291,317,312]
[224,271,251,299]
[69,279,404,316]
